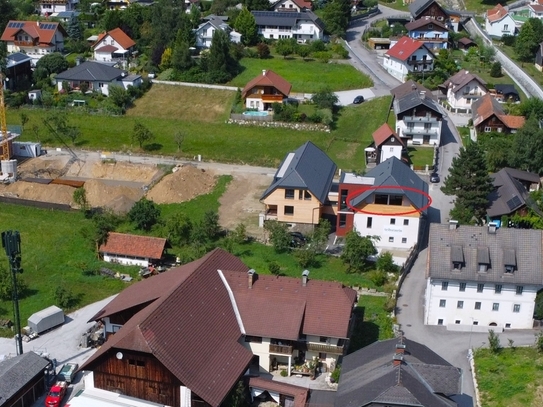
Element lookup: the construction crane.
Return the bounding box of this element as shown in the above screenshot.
[0,73,10,162]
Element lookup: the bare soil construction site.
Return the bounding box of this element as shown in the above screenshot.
[0,153,270,235]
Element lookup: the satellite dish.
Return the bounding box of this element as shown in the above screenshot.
[116,352,123,360]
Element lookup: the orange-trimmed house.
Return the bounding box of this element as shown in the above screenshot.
[0,21,66,64]
[471,93,525,138]
[92,27,136,62]
[242,70,292,111]
[336,157,429,259]
[365,123,406,167]
[99,232,167,267]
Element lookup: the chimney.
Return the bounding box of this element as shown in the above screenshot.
[488,222,498,234]
[393,354,403,367]
[395,343,406,354]
[262,69,267,76]
[37,21,40,26]
[449,219,458,230]
[302,269,310,287]
[248,269,255,289]
[420,90,426,98]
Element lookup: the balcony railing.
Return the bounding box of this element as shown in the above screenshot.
[402,115,439,123]
[403,127,438,136]
[269,344,293,354]
[407,59,432,65]
[13,40,35,47]
[261,94,284,102]
[306,342,344,355]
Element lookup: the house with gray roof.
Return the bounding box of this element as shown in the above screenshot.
[0,351,51,407]
[425,222,543,330]
[54,61,141,96]
[393,87,443,145]
[194,16,241,48]
[439,69,488,113]
[260,141,337,227]
[487,167,542,224]
[409,0,449,23]
[336,337,462,407]
[252,11,324,42]
[336,157,429,262]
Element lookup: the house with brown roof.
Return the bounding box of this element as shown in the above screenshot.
[485,4,516,37]
[457,37,477,50]
[405,17,449,50]
[99,232,167,267]
[242,69,292,111]
[92,28,136,63]
[82,248,357,406]
[272,0,313,12]
[383,36,435,82]
[409,0,449,23]
[471,93,525,137]
[365,123,406,167]
[439,69,488,113]
[0,21,67,64]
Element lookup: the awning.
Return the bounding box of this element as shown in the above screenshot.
[364,147,376,152]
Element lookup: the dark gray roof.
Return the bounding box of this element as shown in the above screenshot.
[307,389,336,407]
[409,0,446,18]
[428,223,543,285]
[502,167,540,184]
[261,141,336,204]
[6,52,32,68]
[393,90,442,116]
[494,84,519,96]
[203,14,229,21]
[0,352,50,404]
[252,11,324,31]
[487,168,531,217]
[349,157,429,211]
[405,17,448,31]
[55,61,125,82]
[335,338,461,407]
[57,11,81,18]
[390,80,436,101]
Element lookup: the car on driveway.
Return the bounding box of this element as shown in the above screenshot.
[430,173,440,183]
[290,232,307,247]
[353,95,365,104]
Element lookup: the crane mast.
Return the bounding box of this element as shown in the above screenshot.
[0,73,10,162]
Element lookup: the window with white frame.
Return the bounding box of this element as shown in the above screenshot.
[442,281,448,291]
[457,301,464,309]
[516,286,524,295]
[492,303,499,311]
[439,299,446,307]
[513,304,520,313]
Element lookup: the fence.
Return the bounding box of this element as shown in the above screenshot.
[0,195,73,211]
[229,113,274,122]
[350,7,381,22]
[464,18,543,99]
[393,244,420,317]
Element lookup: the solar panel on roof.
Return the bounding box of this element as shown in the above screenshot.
[7,22,15,28]
[17,22,24,28]
[506,196,522,211]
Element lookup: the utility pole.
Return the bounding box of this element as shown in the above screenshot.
[2,230,23,355]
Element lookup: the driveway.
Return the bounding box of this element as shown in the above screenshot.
[334,89,376,106]
[397,248,540,407]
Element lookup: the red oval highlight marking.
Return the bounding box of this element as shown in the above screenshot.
[346,185,432,216]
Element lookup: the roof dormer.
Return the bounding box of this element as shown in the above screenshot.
[504,248,516,274]
[477,246,490,273]
[451,245,464,271]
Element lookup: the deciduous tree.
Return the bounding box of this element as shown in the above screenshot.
[341,231,377,273]
[132,121,155,148]
[128,197,161,231]
[510,116,543,173]
[264,220,291,253]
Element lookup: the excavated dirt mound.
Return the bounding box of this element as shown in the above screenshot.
[146,165,216,204]
[67,160,159,183]
[0,181,75,205]
[84,179,145,208]
[18,155,72,179]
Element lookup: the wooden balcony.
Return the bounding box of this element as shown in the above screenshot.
[269,344,293,355]
[306,342,344,354]
[261,94,284,102]
[14,40,35,47]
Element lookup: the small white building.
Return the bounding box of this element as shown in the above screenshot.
[194,16,241,48]
[99,232,167,267]
[252,10,324,42]
[39,0,79,15]
[440,69,488,113]
[485,4,516,37]
[383,36,435,83]
[92,28,136,62]
[425,223,543,330]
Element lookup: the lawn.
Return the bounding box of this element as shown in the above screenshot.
[378,0,409,11]
[458,125,471,146]
[228,56,373,93]
[348,296,394,353]
[499,44,543,88]
[7,93,393,171]
[475,347,543,407]
[408,147,435,167]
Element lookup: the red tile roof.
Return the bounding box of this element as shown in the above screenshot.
[487,4,509,23]
[242,70,292,98]
[1,21,66,45]
[223,271,357,339]
[530,4,543,12]
[472,93,525,129]
[499,114,525,129]
[93,27,136,50]
[94,44,118,53]
[292,0,313,9]
[99,232,166,260]
[372,123,404,148]
[83,248,254,407]
[249,377,308,407]
[385,36,429,61]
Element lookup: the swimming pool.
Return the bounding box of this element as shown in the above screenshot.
[242,111,269,117]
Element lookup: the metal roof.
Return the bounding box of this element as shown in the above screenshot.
[0,352,50,404]
[393,89,442,116]
[55,61,125,82]
[487,168,532,217]
[261,141,337,204]
[349,157,429,211]
[428,223,543,285]
[252,10,324,30]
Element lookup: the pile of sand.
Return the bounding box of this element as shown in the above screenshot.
[147,165,216,204]
[84,179,145,208]
[0,181,75,205]
[67,160,159,183]
[17,156,72,179]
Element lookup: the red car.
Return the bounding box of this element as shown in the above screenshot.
[45,381,67,407]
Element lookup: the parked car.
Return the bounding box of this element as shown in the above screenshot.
[57,363,78,384]
[45,381,67,407]
[353,95,365,104]
[290,232,307,247]
[430,173,440,183]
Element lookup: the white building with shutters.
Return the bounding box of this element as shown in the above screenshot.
[424,223,543,330]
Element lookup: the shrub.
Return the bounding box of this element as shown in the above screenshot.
[488,329,501,354]
[367,270,388,287]
[268,261,281,275]
[330,366,341,383]
[490,61,502,78]
[280,370,288,377]
[313,51,332,63]
[256,42,270,59]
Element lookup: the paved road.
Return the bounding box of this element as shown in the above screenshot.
[397,248,540,407]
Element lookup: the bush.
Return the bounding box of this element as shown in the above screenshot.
[310,39,326,53]
[312,51,332,63]
[488,329,501,354]
[268,261,281,275]
[490,61,502,78]
[367,270,388,286]
[280,370,288,377]
[256,42,270,59]
[330,366,341,383]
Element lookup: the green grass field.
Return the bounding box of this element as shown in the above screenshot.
[228,56,373,93]
[498,45,543,88]
[475,347,543,407]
